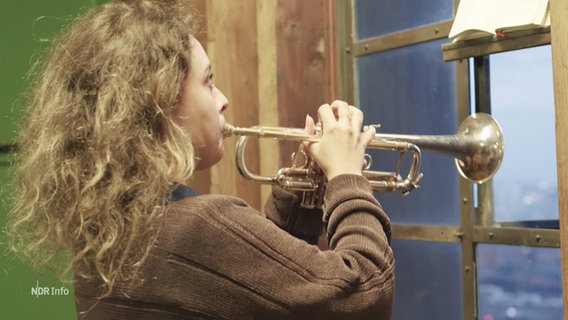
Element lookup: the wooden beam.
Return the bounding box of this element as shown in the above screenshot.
[550,0,568,314]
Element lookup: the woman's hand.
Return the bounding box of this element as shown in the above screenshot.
[304,100,376,181]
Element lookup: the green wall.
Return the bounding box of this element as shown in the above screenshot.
[0,1,107,319]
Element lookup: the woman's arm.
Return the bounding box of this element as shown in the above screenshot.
[264,186,324,245]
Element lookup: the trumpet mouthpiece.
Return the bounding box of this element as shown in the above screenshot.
[223,123,236,138]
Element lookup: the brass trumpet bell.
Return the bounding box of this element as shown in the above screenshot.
[376,113,504,184]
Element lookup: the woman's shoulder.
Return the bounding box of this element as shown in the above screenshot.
[156,194,272,261]
[168,193,250,214]
[162,193,263,236]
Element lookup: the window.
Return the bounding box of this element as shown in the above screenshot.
[342,1,562,319]
[476,46,562,320]
[490,46,558,223]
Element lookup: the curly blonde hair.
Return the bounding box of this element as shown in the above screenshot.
[7,0,199,293]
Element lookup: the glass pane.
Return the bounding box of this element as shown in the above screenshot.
[391,240,462,320]
[355,0,454,40]
[477,244,562,320]
[489,46,558,223]
[357,39,460,225]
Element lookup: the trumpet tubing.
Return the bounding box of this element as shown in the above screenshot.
[223,113,504,208]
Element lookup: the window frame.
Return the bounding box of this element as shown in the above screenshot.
[336,1,561,319]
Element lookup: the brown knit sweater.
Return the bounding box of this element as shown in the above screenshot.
[74,174,394,319]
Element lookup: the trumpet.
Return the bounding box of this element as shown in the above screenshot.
[223,113,504,209]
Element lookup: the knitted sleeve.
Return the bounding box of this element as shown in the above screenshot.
[263,186,324,244]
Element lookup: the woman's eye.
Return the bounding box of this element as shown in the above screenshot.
[207,73,214,86]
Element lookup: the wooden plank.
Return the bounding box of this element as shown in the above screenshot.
[256,0,278,210]
[206,0,261,209]
[275,0,334,166]
[185,0,211,195]
[550,0,568,313]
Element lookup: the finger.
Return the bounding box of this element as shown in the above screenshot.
[304,114,316,134]
[330,100,349,111]
[330,100,350,120]
[349,106,363,129]
[349,106,363,121]
[317,104,336,126]
[361,123,377,146]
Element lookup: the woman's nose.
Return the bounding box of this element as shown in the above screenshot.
[216,88,229,113]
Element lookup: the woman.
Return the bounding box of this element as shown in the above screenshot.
[7,1,394,319]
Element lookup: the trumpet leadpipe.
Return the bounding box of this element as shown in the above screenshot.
[223,124,319,142]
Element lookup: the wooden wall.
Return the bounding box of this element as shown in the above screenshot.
[550,0,568,313]
[187,0,336,211]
